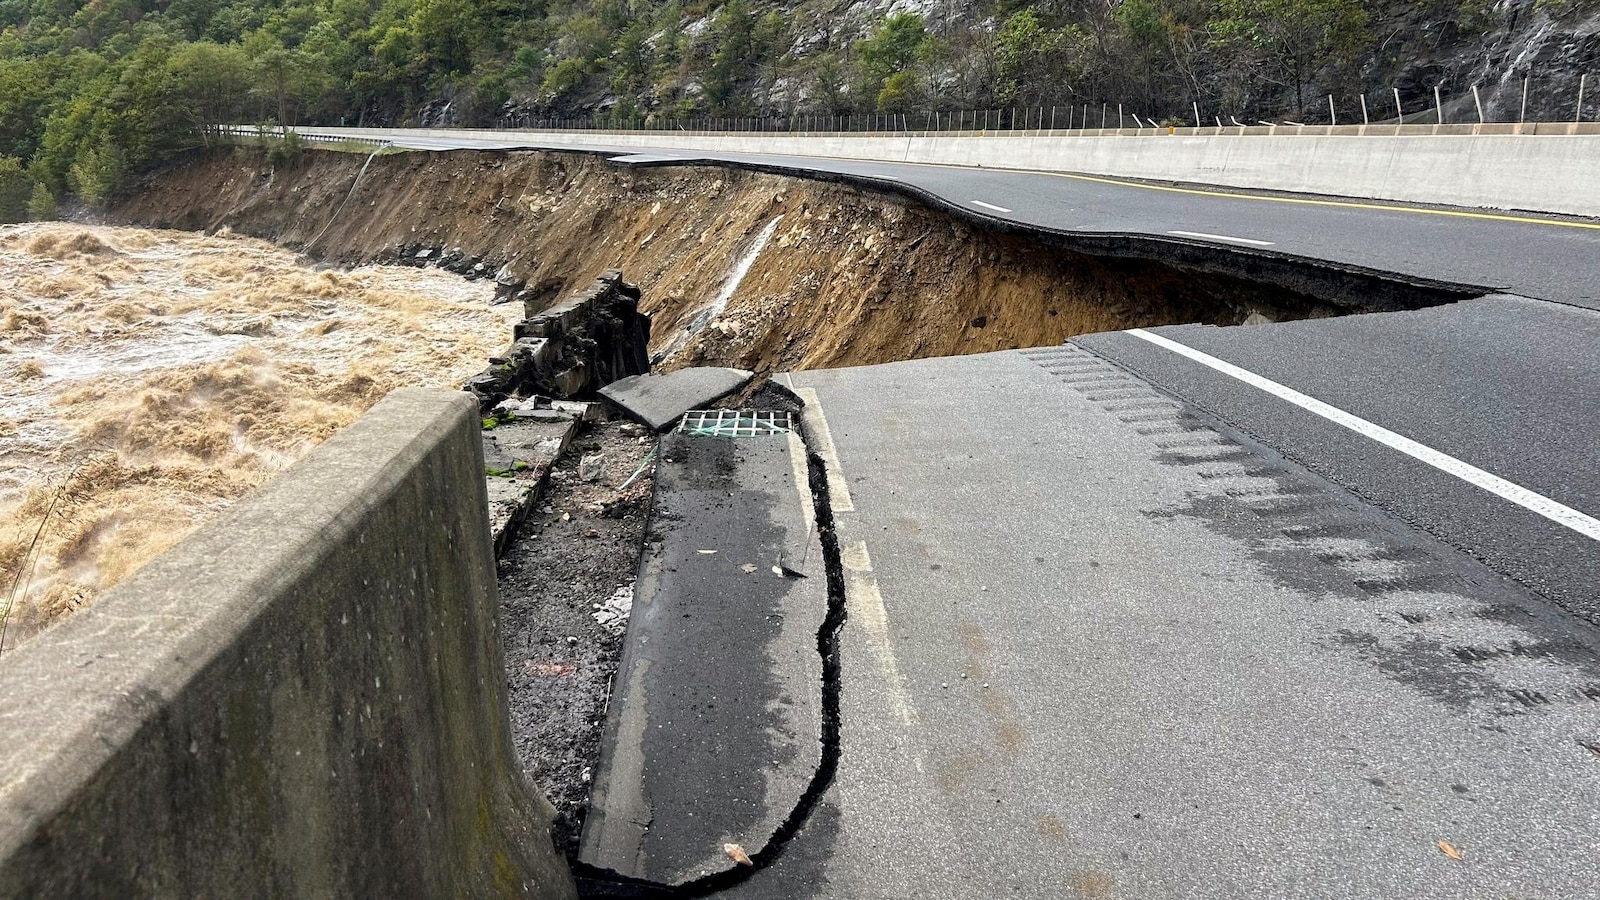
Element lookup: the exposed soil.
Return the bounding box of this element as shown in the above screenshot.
[495,418,658,860]
[114,148,1374,380]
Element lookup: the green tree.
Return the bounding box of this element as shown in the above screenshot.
[704,0,756,112]
[28,180,58,221]
[0,155,30,223]
[856,13,935,111]
[540,56,587,99]
[991,9,1088,106]
[1210,0,1370,116]
[1118,0,1209,109]
[68,142,124,206]
[168,41,252,143]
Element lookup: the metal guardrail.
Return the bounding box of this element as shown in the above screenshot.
[222,125,390,146]
[231,121,1600,141]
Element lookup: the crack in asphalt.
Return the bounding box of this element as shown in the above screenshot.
[571,397,848,898]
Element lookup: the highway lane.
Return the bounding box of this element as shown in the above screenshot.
[1077,295,1600,625]
[708,350,1600,899]
[298,128,1600,309]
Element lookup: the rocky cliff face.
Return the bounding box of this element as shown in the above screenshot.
[510,0,1598,126]
[1381,0,1600,122]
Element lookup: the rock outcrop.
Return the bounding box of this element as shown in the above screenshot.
[465,269,652,409]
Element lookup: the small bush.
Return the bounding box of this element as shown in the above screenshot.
[28,183,59,222]
[266,130,305,170]
[0,157,30,224]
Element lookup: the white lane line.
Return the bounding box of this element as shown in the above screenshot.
[970,200,1013,214]
[1126,328,1600,542]
[1166,230,1276,247]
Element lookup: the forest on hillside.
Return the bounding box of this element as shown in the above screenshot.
[0,0,1595,214]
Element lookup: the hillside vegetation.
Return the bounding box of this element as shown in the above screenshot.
[0,0,1596,210]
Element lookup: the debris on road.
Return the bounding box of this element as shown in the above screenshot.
[724,843,754,867]
[600,366,755,431]
[594,585,633,635]
[495,419,657,862]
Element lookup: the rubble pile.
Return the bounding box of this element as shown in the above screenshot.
[387,243,501,281]
[464,269,652,409]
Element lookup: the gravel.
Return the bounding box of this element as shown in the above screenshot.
[494,419,658,860]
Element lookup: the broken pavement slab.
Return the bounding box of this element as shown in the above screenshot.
[599,366,754,432]
[483,415,579,556]
[579,413,827,886]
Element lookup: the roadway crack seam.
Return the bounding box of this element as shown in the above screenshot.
[571,407,849,899]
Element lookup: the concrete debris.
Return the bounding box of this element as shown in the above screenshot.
[481,415,578,557]
[593,585,633,636]
[552,400,607,422]
[390,243,499,281]
[723,843,754,867]
[580,454,607,482]
[464,270,652,409]
[598,366,755,432]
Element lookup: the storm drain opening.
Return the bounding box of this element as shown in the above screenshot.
[677,409,793,437]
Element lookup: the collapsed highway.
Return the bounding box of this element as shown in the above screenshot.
[10,132,1594,897]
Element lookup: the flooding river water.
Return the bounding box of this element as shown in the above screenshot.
[0,224,518,648]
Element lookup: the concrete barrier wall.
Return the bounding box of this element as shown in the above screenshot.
[310,125,1600,218]
[0,390,576,899]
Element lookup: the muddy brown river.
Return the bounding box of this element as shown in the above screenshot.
[0,223,518,648]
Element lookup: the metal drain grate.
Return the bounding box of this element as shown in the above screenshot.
[677,409,792,437]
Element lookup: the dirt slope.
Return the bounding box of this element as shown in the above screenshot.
[116,148,1339,376]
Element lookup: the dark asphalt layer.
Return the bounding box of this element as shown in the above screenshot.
[579,427,826,886]
[1077,296,1600,624]
[295,129,1600,309]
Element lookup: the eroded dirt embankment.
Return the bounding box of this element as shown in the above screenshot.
[116,148,1354,375]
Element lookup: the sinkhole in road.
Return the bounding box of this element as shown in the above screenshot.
[114,148,1478,383]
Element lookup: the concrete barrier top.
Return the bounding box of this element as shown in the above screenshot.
[0,389,575,898]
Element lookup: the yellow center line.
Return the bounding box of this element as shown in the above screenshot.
[1044,171,1600,230]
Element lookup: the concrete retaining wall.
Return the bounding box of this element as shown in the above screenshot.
[0,390,576,899]
[307,125,1600,218]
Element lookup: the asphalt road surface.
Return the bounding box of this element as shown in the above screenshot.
[294,127,1600,309]
[741,351,1600,898]
[1078,296,1600,626]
